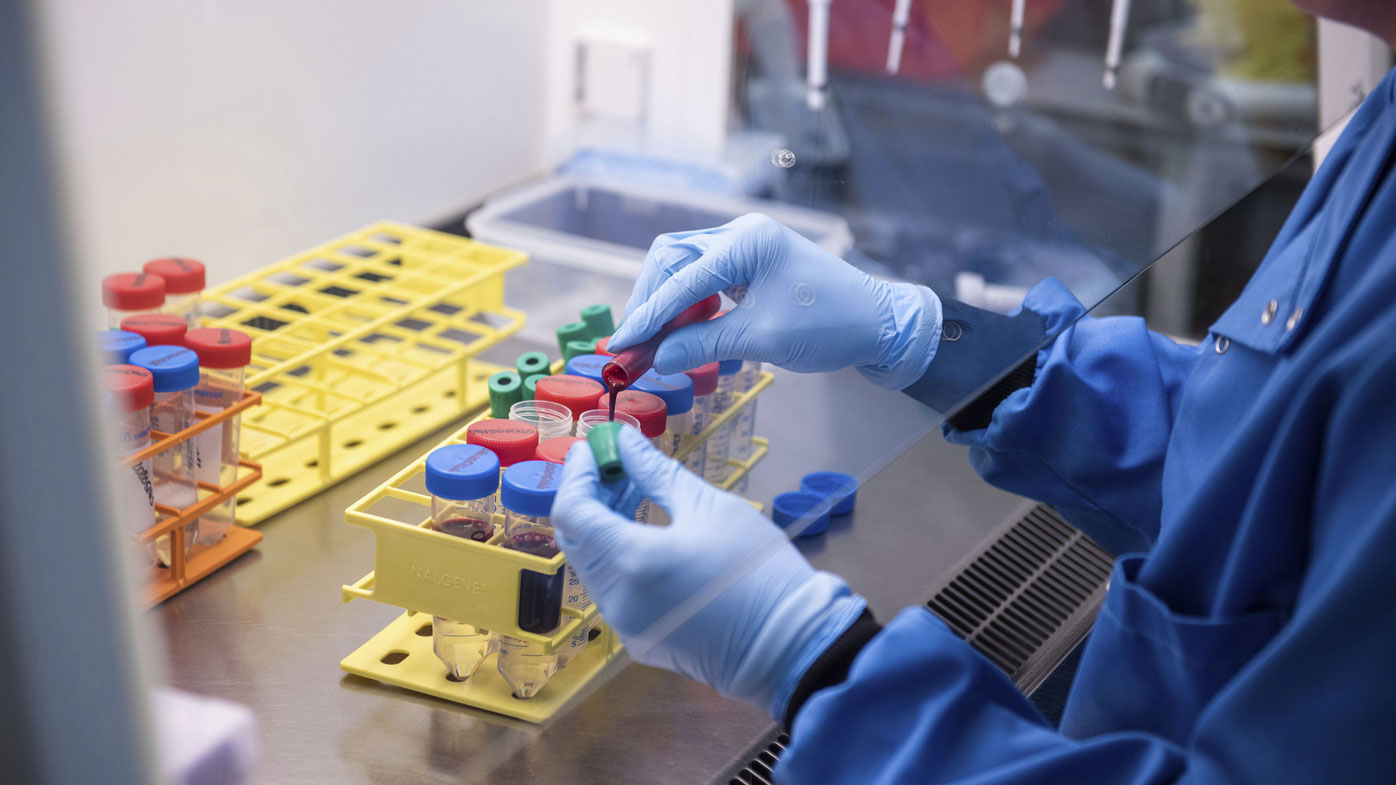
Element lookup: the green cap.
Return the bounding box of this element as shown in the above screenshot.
[580,304,616,339]
[586,422,626,484]
[516,351,550,380]
[487,371,523,418]
[523,373,547,401]
[563,339,596,364]
[556,321,589,356]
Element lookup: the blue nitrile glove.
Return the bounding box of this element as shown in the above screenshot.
[610,213,942,389]
[552,426,867,718]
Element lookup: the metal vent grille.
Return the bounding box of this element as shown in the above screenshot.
[710,505,1112,784]
[927,504,1112,693]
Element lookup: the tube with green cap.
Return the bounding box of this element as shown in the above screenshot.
[523,373,546,401]
[488,370,523,418]
[516,351,550,380]
[580,304,615,339]
[563,339,596,364]
[556,321,589,356]
[586,421,626,484]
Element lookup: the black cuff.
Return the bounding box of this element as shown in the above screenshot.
[945,353,1037,432]
[782,609,883,728]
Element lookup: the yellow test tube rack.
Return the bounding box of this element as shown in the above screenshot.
[199,222,528,524]
[339,372,773,722]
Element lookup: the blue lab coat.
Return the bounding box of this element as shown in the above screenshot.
[779,70,1396,783]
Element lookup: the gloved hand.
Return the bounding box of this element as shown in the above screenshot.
[552,426,867,718]
[609,213,943,389]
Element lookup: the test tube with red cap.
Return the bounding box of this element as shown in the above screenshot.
[183,328,253,541]
[465,418,540,515]
[120,313,187,349]
[633,370,705,478]
[533,375,604,432]
[610,390,667,525]
[103,365,156,538]
[425,444,501,680]
[143,258,206,328]
[497,460,565,699]
[535,436,584,464]
[129,345,201,563]
[103,272,166,329]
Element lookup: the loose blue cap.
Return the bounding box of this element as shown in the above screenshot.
[129,345,199,393]
[772,492,832,537]
[800,471,859,516]
[633,370,694,415]
[565,354,609,386]
[718,359,743,375]
[99,330,147,364]
[425,444,500,501]
[501,459,562,517]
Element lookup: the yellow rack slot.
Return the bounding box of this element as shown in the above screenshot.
[200,222,527,524]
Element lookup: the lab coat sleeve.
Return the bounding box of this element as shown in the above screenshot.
[777,345,1396,785]
[777,608,1187,785]
[907,279,1199,545]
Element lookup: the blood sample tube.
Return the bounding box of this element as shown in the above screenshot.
[530,436,596,666]
[143,258,206,328]
[600,294,720,394]
[465,418,540,514]
[612,389,668,524]
[533,375,604,425]
[633,370,704,477]
[99,331,147,365]
[120,313,187,349]
[498,460,566,699]
[182,328,252,542]
[103,365,156,538]
[706,359,743,485]
[684,363,719,482]
[103,272,166,329]
[424,444,501,680]
[129,345,201,564]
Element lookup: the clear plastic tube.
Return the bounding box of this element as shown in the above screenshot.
[150,387,198,564]
[732,361,762,462]
[705,373,737,485]
[509,400,574,440]
[116,407,155,538]
[193,365,244,542]
[108,306,161,330]
[164,293,202,329]
[574,409,640,436]
[665,409,706,477]
[498,508,562,699]
[431,494,497,680]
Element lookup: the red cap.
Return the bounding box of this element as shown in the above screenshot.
[142,258,206,294]
[104,365,155,412]
[533,375,604,419]
[683,362,719,396]
[466,419,540,466]
[594,336,617,357]
[615,390,667,438]
[183,328,253,368]
[536,436,585,465]
[102,272,166,311]
[120,313,187,347]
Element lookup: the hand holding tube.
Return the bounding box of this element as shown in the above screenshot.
[609,214,943,389]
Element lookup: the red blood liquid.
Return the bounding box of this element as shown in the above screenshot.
[502,530,558,557]
[434,516,493,542]
[601,294,721,395]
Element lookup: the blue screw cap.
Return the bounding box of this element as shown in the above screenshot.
[565,354,609,386]
[772,492,832,537]
[800,471,858,516]
[501,460,563,517]
[425,444,500,501]
[633,370,694,415]
[128,345,199,393]
[717,358,743,375]
[99,330,147,364]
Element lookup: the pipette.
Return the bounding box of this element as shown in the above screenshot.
[886,0,912,74]
[1103,0,1131,89]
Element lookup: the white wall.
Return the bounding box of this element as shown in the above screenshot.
[35,1,549,295]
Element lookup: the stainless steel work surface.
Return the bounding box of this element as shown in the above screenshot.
[155,263,1032,784]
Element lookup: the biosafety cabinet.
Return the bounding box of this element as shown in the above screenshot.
[0,1,1384,782]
